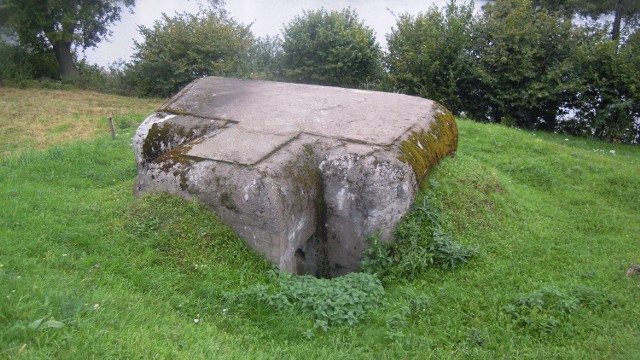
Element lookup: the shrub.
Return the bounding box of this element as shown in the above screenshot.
[464,0,577,130]
[281,7,383,88]
[386,1,474,114]
[75,59,137,96]
[127,7,253,97]
[560,26,640,143]
[0,40,59,86]
[245,35,284,80]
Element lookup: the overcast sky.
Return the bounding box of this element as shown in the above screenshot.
[84,0,486,67]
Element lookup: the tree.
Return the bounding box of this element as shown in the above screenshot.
[246,35,284,80]
[386,1,475,113]
[127,7,253,97]
[281,8,382,88]
[0,1,10,31]
[576,0,640,40]
[531,0,580,18]
[562,26,640,142]
[4,0,134,80]
[465,0,577,130]
[530,0,640,40]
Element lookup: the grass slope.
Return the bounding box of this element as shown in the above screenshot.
[0,87,161,157]
[1,89,639,359]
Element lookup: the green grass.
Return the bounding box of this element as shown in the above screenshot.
[0,87,161,157]
[1,89,639,359]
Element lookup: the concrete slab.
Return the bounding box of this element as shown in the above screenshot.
[162,77,432,146]
[134,77,458,277]
[188,127,298,165]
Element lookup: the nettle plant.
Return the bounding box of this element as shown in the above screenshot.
[225,271,385,331]
[504,286,619,336]
[360,186,477,280]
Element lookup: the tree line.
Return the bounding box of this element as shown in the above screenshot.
[1,0,638,143]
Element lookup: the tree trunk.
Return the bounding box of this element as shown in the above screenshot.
[52,41,79,80]
[611,7,622,41]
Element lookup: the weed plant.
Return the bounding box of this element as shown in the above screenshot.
[225,271,385,331]
[360,183,477,281]
[504,286,619,336]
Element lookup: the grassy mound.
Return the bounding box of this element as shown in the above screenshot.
[1,88,639,358]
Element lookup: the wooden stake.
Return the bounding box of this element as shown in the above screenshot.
[108,115,116,139]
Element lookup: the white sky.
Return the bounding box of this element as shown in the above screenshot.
[84,0,487,67]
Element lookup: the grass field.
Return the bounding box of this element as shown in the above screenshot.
[0,88,161,157]
[1,87,639,359]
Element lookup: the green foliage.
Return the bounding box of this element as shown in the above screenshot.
[4,0,134,78]
[531,0,581,18]
[245,35,284,80]
[464,0,577,130]
[504,286,619,336]
[621,32,640,127]
[360,184,477,280]
[533,0,640,37]
[386,1,475,113]
[127,7,253,97]
[575,0,640,40]
[75,60,137,96]
[226,272,385,331]
[560,26,640,143]
[0,40,58,86]
[385,0,639,143]
[281,7,382,88]
[5,0,134,49]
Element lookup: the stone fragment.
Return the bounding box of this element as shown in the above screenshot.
[133,77,458,277]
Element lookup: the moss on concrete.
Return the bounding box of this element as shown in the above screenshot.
[142,120,212,164]
[398,104,458,183]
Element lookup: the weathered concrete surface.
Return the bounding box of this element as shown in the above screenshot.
[134,76,458,277]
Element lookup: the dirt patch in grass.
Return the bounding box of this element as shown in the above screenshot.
[0,87,163,157]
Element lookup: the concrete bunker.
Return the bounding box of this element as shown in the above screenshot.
[133,77,458,277]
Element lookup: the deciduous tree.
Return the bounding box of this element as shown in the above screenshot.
[4,0,135,79]
[465,0,577,130]
[563,26,640,142]
[531,0,640,40]
[386,1,474,113]
[127,7,252,97]
[577,0,640,40]
[281,8,382,88]
[246,35,284,80]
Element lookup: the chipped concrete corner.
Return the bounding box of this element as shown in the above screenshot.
[133,77,458,277]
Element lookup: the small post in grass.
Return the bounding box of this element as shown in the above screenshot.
[108,115,116,139]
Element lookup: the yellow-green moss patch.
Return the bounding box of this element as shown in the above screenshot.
[398,104,459,183]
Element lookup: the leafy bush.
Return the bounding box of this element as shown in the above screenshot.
[360,188,477,280]
[0,40,59,86]
[75,60,137,96]
[127,7,253,97]
[560,26,640,143]
[386,1,474,113]
[245,35,284,80]
[464,0,577,130]
[281,7,383,88]
[225,271,385,331]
